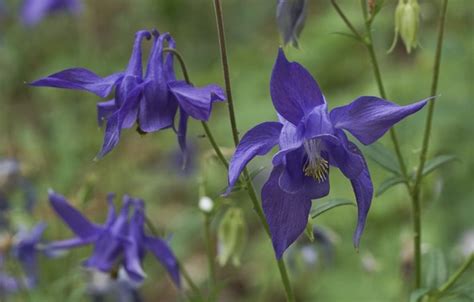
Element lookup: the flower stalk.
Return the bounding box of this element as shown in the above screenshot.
[330,0,450,290]
[211,1,295,301]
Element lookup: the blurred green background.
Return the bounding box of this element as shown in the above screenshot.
[0,0,473,301]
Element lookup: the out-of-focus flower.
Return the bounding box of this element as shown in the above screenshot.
[47,191,180,286]
[21,0,81,26]
[0,159,20,189]
[276,0,308,48]
[225,48,430,258]
[12,223,47,288]
[30,29,225,160]
[388,0,420,53]
[87,269,143,302]
[217,207,247,266]
[360,251,381,273]
[287,226,336,273]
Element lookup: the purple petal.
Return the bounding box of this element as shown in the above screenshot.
[83,233,123,272]
[140,32,178,132]
[226,121,283,195]
[272,119,304,166]
[96,84,144,159]
[326,130,365,179]
[302,104,335,139]
[270,48,325,125]
[124,30,151,77]
[346,142,373,248]
[46,237,95,250]
[48,190,99,239]
[262,166,312,259]
[30,68,124,98]
[278,147,306,193]
[105,193,116,227]
[21,0,81,26]
[145,237,181,287]
[169,81,225,121]
[330,96,429,145]
[97,100,117,127]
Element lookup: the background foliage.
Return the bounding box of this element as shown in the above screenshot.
[0,0,472,301]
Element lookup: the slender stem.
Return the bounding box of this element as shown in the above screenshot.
[411,0,449,289]
[145,216,202,298]
[212,0,240,147]
[211,1,295,300]
[412,0,449,197]
[201,121,229,169]
[437,254,473,295]
[330,0,365,42]
[204,214,217,301]
[164,48,229,169]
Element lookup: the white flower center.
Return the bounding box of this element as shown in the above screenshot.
[303,139,328,182]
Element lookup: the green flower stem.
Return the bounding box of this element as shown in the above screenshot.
[437,254,473,295]
[212,0,240,148]
[411,0,449,288]
[164,48,229,170]
[330,0,410,186]
[145,216,203,299]
[204,213,217,301]
[211,1,295,300]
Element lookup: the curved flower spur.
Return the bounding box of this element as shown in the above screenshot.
[225,49,430,259]
[30,29,225,159]
[46,191,180,287]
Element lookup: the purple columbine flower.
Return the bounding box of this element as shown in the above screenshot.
[47,191,180,287]
[30,30,225,160]
[12,223,47,288]
[225,49,429,259]
[276,0,308,48]
[21,0,81,26]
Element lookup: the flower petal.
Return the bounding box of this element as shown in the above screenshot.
[330,96,429,145]
[97,100,117,127]
[272,119,304,166]
[30,68,123,98]
[326,130,365,179]
[168,81,225,121]
[46,237,95,250]
[124,30,151,77]
[278,147,306,193]
[270,48,325,125]
[346,142,373,248]
[262,166,312,259]
[145,237,181,287]
[48,190,99,239]
[140,32,178,132]
[225,121,283,195]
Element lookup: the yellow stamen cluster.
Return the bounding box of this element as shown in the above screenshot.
[304,157,329,182]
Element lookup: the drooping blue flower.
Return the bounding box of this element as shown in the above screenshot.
[47,191,180,286]
[30,30,225,160]
[21,0,81,26]
[225,49,429,258]
[276,0,308,48]
[12,222,47,288]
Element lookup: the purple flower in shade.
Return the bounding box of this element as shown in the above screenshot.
[21,0,81,26]
[276,0,308,48]
[47,191,180,287]
[225,49,429,259]
[30,30,225,160]
[12,223,47,288]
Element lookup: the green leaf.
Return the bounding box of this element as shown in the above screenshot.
[311,199,355,219]
[424,249,448,289]
[410,288,431,302]
[376,176,406,197]
[304,218,315,242]
[359,143,401,175]
[418,155,458,178]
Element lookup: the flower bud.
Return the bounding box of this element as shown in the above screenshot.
[198,196,214,213]
[276,0,308,48]
[389,0,420,54]
[217,207,247,267]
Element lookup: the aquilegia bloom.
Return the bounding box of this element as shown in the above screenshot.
[12,223,47,288]
[225,49,429,258]
[30,29,225,159]
[276,0,308,48]
[21,0,81,26]
[47,191,180,286]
